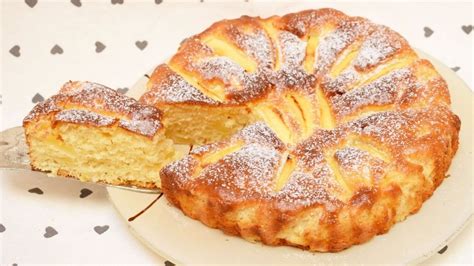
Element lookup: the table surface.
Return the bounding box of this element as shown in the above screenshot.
[1,0,472,265]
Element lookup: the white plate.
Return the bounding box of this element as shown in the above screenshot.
[107,51,473,264]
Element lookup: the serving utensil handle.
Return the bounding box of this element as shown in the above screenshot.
[0,126,31,171]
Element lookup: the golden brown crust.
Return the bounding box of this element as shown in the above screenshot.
[24,81,164,138]
[277,8,347,38]
[157,8,461,252]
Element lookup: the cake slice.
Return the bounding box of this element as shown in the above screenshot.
[23,81,176,188]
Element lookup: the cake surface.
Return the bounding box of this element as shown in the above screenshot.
[153,8,461,251]
[24,81,176,188]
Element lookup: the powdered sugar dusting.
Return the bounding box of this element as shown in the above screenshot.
[348,111,412,150]
[272,67,316,94]
[24,96,63,122]
[316,19,373,74]
[25,81,163,137]
[233,28,274,67]
[199,143,281,197]
[279,9,344,37]
[354,26,403,70]
[119,119,160,137]
[162,156,197,186]
[191,56,272,104]
[278,31,306,68]
[198,56,246,84]
[332,68,411,118]
[268,31,316,93]
[334,147,385,180]
[277,167,339,208]
[60,81,138,115]
[294,129,344,169]
[317,29,354,71]
[238,121,285,149]
[143,66,218,105]
[335,147,370,172]
[321,68,358,94]
[55,109,115,126]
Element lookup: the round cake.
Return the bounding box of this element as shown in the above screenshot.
[140,8,460,252]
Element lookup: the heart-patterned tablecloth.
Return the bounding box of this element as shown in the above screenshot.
[1,0,472,265]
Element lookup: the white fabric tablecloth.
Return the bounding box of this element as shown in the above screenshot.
[1,0,472,264]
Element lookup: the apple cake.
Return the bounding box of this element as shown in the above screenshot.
[151,9,461,251]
